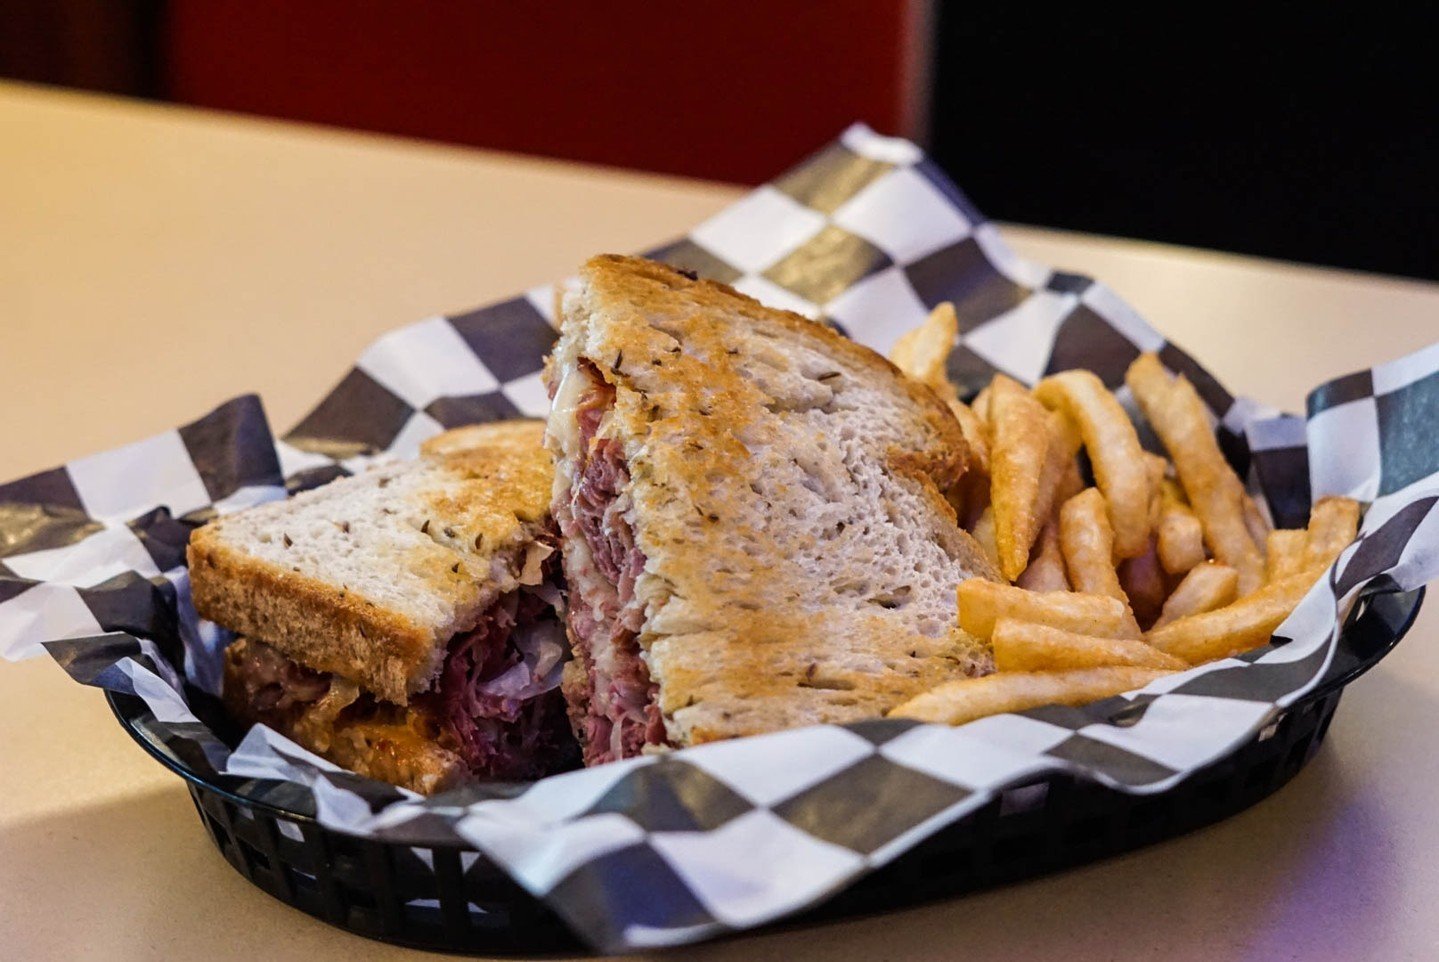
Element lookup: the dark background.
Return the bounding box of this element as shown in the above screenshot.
[4,2,1436,281]
[931,7,1439,281]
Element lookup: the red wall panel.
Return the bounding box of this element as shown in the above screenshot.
[164,2,915,184]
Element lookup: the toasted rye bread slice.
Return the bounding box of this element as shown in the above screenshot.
[189,421,553,704]
[551,255,999,745]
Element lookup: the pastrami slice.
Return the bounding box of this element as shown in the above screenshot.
[435,552,576,779]
[552,362,668,765]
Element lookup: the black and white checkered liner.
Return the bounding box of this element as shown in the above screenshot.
[4,124,1438,952]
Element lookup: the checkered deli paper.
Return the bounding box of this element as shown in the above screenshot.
[4,125,1438,952]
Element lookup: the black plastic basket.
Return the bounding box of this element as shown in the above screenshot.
[107,587,1423,955]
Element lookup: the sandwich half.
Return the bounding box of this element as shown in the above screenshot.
[547,255,1000,765]
[189,420,576,793]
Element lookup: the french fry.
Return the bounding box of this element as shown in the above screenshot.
[1049,408,1084,460]
[1125,354,1264,592]
[1017,521,1069,592]
[1034,408,1084,525]
[988,375,1052,579]
[972,383,994,426]
[1053,459,1085,513]
[1304,496,1361,570]
[890,302,957,395]
[1123,352,1173,409]
[1147,568,1322,663]
[957,579,1141,640]
[970,505,1001,570]
[1034,370,1152,559]
[1157,489,1207,577]
[890,667,1174,725]
[992,619,1186,672]
[1118,538,1167,628]
[1059,488,1127,602]
[1144,451,1169,530]
[950,400,991,476]
[1151,562,1239,630]
[889,302,991,484]
[1265,529,1307,583]
[1243,492,1272,549]
[1160,477,1188,505]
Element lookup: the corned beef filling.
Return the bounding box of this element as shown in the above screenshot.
[557,362,667,765]
[229,549,577,781]
[435,569,575,779]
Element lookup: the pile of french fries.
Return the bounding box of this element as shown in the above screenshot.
[887,304,1360,726]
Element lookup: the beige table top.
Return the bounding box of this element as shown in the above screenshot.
[3,81,1438,961]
